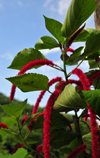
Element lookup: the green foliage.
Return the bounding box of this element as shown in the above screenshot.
[43,15,64,44]
[1,0,100,157]
[53,84,87,112]
[8,48,46,70]
[35,36,59,50]
[61,0,97,38]
[6,73,49,92]
[1,99,27,118]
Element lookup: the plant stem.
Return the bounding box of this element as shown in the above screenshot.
[63,46,68,84]
[16,119,43,158]
[73,112,86,158]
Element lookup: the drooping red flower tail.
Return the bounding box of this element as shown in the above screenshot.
[21,113,28,125]
[32,77,62,114]
[28,112,44,132]
[72,67,99,158]
[56,81,66,90]
[10,84,16,101]
[68,144,87,158]
[35,145,43,158]
[88,103,99,158]
[56,79,80,91]
[43,89,60,158]
[0,122,8,129]
[11,144,25,155]
[67,23,86,48]
[72,68,91,90]
[32,90,46,114]
[10,59,55,101]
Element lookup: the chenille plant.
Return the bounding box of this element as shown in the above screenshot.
[0,0,100,157]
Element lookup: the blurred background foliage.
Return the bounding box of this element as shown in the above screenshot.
[0,92,91,157]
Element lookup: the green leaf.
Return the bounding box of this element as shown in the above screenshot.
[6,73,49,92]
[74,29,90,42]
[53,84,88,112]
[65,47,83,65]
[3,116,17,127]
[88,60,100,69]
[35,36,59,50]
[85,70,100,89]
[50,128,78,149]
[10,148,28,158]
[83,29,100,56]
[0,148,27,158]
[30,112,71,130]
[43,15,64,44]
[8,48,46,70]
[61,0,97,38]
[82,90,100,117]
[82,133,92,152]
[1,99,27,117]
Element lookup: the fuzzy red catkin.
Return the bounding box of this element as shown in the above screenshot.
[72,68,90,90]
[43,89,60,158]
[72,67,99,158]
[10,59,55,101]
[32,77,62,114]
[35,145,43,158]
[21,113,28,125]
[28,112,44,132]
[11,144,25,155]
[0,122,8,129]
[68,144,87,158]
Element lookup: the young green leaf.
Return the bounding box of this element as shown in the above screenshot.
[65,47,83,65]
[82,90,100,117]
[61,0,97,38]
[6,73,49,92]
[8,48,47,70]
[1,99,27,118]
[10,148,28,158]
[35,36,59,50]
[53,84,88,112]
[88,60,100,69]
[43,15,64,44]
[74,29,90,42]
[83,29,100,56]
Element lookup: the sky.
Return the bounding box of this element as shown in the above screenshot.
[0,0,96,108]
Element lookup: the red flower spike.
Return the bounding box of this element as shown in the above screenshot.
[35,145,43,158]
[88,103,99,158]
[72,67,99,158]
[43,89,60,158]
[68,144,87,158]
[32,90,46,114]
[0,122,8,129]
[10,59,55,101]
[67,23,86,48]
[72,68,91,90]
[32,77,62,114]
[11,144,25,155]
[21,113,28,125]
[28,112,44,132]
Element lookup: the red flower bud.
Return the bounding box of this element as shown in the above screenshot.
[21,114,28,125]
[0,122,8,129]
[35,145,43,158]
